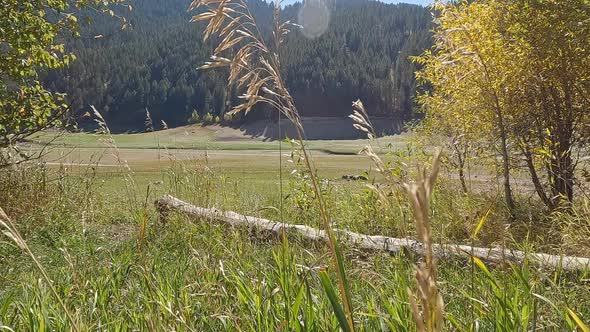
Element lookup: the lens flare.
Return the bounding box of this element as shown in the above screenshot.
[298,0,331,39]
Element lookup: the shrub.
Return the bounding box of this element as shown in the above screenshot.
[203,112,213,124]
[188,110,200,124]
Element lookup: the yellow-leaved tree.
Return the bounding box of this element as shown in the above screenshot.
[504,0,590,209]
[415,0,590,211]
[414,1,521,210]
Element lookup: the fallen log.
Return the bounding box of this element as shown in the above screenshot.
[155,194,590,272]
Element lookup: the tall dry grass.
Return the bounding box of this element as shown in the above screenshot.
[351,99,444,331]
[190,0,356,329]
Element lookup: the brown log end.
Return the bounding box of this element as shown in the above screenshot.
[154,198,171,224]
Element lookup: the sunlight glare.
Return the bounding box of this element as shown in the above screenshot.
[298,0,331,39]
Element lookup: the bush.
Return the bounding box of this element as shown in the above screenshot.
[188,110,200,124]
[0,163,53,219]
[203,112,213,124]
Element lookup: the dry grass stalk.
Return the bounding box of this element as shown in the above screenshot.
[350,100,400,184]
[190,0,355,329]
[350,100,410,235]
[90,105,139,212]
[90,105,133,173]
[91,105,110,135]
[350,101,444,330]
[404,151,445,332]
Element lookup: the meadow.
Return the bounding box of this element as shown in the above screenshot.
[2,0,590,330]
[1,126,590,331]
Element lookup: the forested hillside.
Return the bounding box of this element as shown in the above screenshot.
[42,0,431,131]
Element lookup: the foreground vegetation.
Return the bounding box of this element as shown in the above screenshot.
[1,157,590,330]
[2,0,590,330]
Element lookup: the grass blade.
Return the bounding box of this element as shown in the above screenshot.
[567,308,590,332]
[471,256,498,288]
[319,270,351,332]
[473,206,492,239]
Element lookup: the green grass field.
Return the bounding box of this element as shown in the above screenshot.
[32,125,409,153]
[2,127,590,330]
[31,126,415,183]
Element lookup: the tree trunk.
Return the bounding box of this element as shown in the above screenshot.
[549,133,574,207]
[452,142,469,194]
[546,80,575,208]
[155,195,590,271]
[522,144,555,209]
[495,109,516,211]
